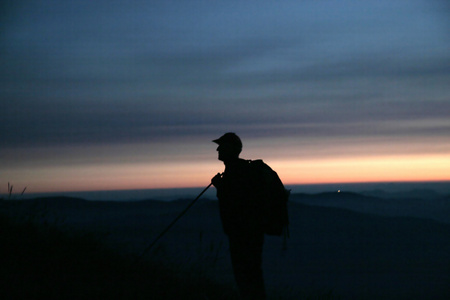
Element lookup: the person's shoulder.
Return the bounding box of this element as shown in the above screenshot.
[236,158,254,172]
[248,160,276,179]
[248,159,270,169]
[238,159,271,173]
[237,158,251,165]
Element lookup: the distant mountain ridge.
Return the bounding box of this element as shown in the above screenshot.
[3,189,449,225]
[292,191,378,201]
[290,191,450,224]
[360,188,448,200]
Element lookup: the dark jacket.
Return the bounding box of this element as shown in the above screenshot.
[215,159,264,236]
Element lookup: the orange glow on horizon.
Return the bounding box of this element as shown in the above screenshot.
[274,154,450,185]
[2,153,449,194]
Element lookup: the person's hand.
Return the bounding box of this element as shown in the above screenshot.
[211,173,223,187]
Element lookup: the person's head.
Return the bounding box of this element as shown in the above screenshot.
[213,132,242,162]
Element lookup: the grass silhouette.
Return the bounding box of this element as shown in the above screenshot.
[2,182,27,201]
[0,206,239,299]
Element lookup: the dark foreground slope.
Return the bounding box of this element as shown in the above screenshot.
[1,196,450,299]
[0,199,237,300]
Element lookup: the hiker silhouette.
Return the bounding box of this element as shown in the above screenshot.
[211,133,266,300]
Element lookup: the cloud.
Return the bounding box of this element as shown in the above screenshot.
[1,0,449,150]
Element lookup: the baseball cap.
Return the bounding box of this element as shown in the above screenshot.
[212,132,242,149]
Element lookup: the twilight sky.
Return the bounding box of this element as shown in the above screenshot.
[1,0,449,194]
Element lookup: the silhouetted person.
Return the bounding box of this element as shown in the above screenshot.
[211,133,266,300]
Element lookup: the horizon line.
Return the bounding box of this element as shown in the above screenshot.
[4,179,450,197]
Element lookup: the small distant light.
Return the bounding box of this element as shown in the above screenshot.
[337,190,340,193]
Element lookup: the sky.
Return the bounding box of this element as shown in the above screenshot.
[1,0,449,194]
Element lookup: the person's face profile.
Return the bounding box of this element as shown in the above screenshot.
[217,143,238,162]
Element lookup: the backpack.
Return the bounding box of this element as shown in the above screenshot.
[249,159,290,237]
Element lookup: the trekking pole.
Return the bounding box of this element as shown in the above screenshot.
[132,181,214,266]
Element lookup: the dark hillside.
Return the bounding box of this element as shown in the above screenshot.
[0,203,237,299]
[2,196,450,299]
